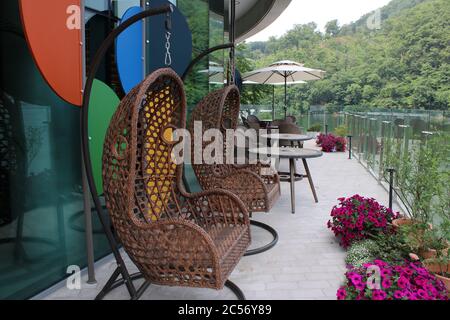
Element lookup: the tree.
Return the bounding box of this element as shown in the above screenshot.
[325,19,340,37]
[239,0,449,111]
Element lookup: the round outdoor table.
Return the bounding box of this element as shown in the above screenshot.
[260,134,313,182]
[249,147,323,214]
[261,133,312,149]
[260,133,313,143]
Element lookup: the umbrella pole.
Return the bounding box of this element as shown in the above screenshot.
[284,76,287,118]
[272,85,275,120]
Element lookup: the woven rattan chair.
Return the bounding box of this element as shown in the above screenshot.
[189,86,280,213]
[102,69,250,294]
[188,86,280,255]
[279,122,305,147]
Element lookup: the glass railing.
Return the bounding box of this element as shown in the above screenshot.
[245,106,449,223]
[345,110,449,225]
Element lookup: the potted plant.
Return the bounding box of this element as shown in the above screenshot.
[327,195,399,248]
[317,133,347,153]
[385,135,446,229]
[337,260,448,300]
[424,256,450,293]
[418,223,449,260]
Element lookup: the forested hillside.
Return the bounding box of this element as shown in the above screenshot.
[238,0,449,112]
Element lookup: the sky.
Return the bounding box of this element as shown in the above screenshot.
[247,0,392,42]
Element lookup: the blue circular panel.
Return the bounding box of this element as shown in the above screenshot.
[116,6,143,93]
[145,0,192,77]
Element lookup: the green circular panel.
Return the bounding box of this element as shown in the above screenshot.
[88,79,120,194]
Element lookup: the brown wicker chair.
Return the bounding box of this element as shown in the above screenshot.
[279,122,305,147]
[102,69,250,295]
[188,86,280,255]
[189,86,280,213]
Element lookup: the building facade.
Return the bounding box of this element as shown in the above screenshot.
[0,0,290,299]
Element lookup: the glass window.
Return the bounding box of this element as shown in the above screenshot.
[0,0,110,299]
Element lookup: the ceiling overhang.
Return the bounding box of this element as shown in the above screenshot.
[235,0,291,42]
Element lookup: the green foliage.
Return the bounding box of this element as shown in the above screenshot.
[422,223,450,251]
[307,123,322,132]
[371,232,412,264]
[334,125,348,137]
[383,133,450,223]
[325,19,340,37]
[345,233,412,267]
[241,0,450,111]
[345,240,377,268]
[236,43,272,105]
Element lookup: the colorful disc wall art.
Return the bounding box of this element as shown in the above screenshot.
[19,0,84,106]
[116,6,144,94]
[88,79,120,194]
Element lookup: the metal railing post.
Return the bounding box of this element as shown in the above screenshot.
[347,135,352,159]
[387,168,395,210]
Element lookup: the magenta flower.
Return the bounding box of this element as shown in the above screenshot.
[397,276,410,289]
[337,287,347,300]
[382,278,392,289]
[416,268,429,277]
[417,289,429,300]
[372,290,387,300]
[327,195,399,248]
[338,260,448,301]
[393,290,404,299]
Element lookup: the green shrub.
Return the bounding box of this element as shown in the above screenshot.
[345,240,377,267]
[346,232,413,267]
[371,232,411,264]
[334,125,348,137]
[307,123,322,132]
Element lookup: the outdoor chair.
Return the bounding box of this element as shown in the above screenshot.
[285,115,297,123]
[245,115,262,130]
[102,68,250,296]
[279,122,305,147]
[188,86,280,255]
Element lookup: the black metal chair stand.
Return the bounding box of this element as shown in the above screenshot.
[81,5,246,301]
[244,220,279,256]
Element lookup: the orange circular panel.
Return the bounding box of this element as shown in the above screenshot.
[19,0,84,106]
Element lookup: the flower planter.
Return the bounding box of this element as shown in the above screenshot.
[392,218,432,229]
[392,218,412,227]
[423,262,450,293]
[419,246,449,260]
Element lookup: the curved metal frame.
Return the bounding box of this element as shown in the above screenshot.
[80,4,246,300]
[244,220,278,256]
[96,274,245,300]
[81,5,174,300]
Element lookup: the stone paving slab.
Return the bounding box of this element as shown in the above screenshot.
[38,140,401,300]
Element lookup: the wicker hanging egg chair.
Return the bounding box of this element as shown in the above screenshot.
[189,86,280,214]
[102,68,250,291]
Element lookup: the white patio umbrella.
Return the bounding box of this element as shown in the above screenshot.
[243,60,325,118]
[243,80,306,119]
[198,61,224,85]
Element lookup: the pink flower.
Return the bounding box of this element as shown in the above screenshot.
[327,195,398,248]
[372,290,387,300]
[417,289,429,300]
[393,290,404,299]
[397,276,410,289]
[416,268,429,277]
[402,267,414,276]
[337,287,347,300]
[382,278,392,289]
[374,260,388,267]
[409,253,420,261]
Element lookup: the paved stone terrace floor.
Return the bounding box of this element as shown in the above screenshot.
[37,140,401,300]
